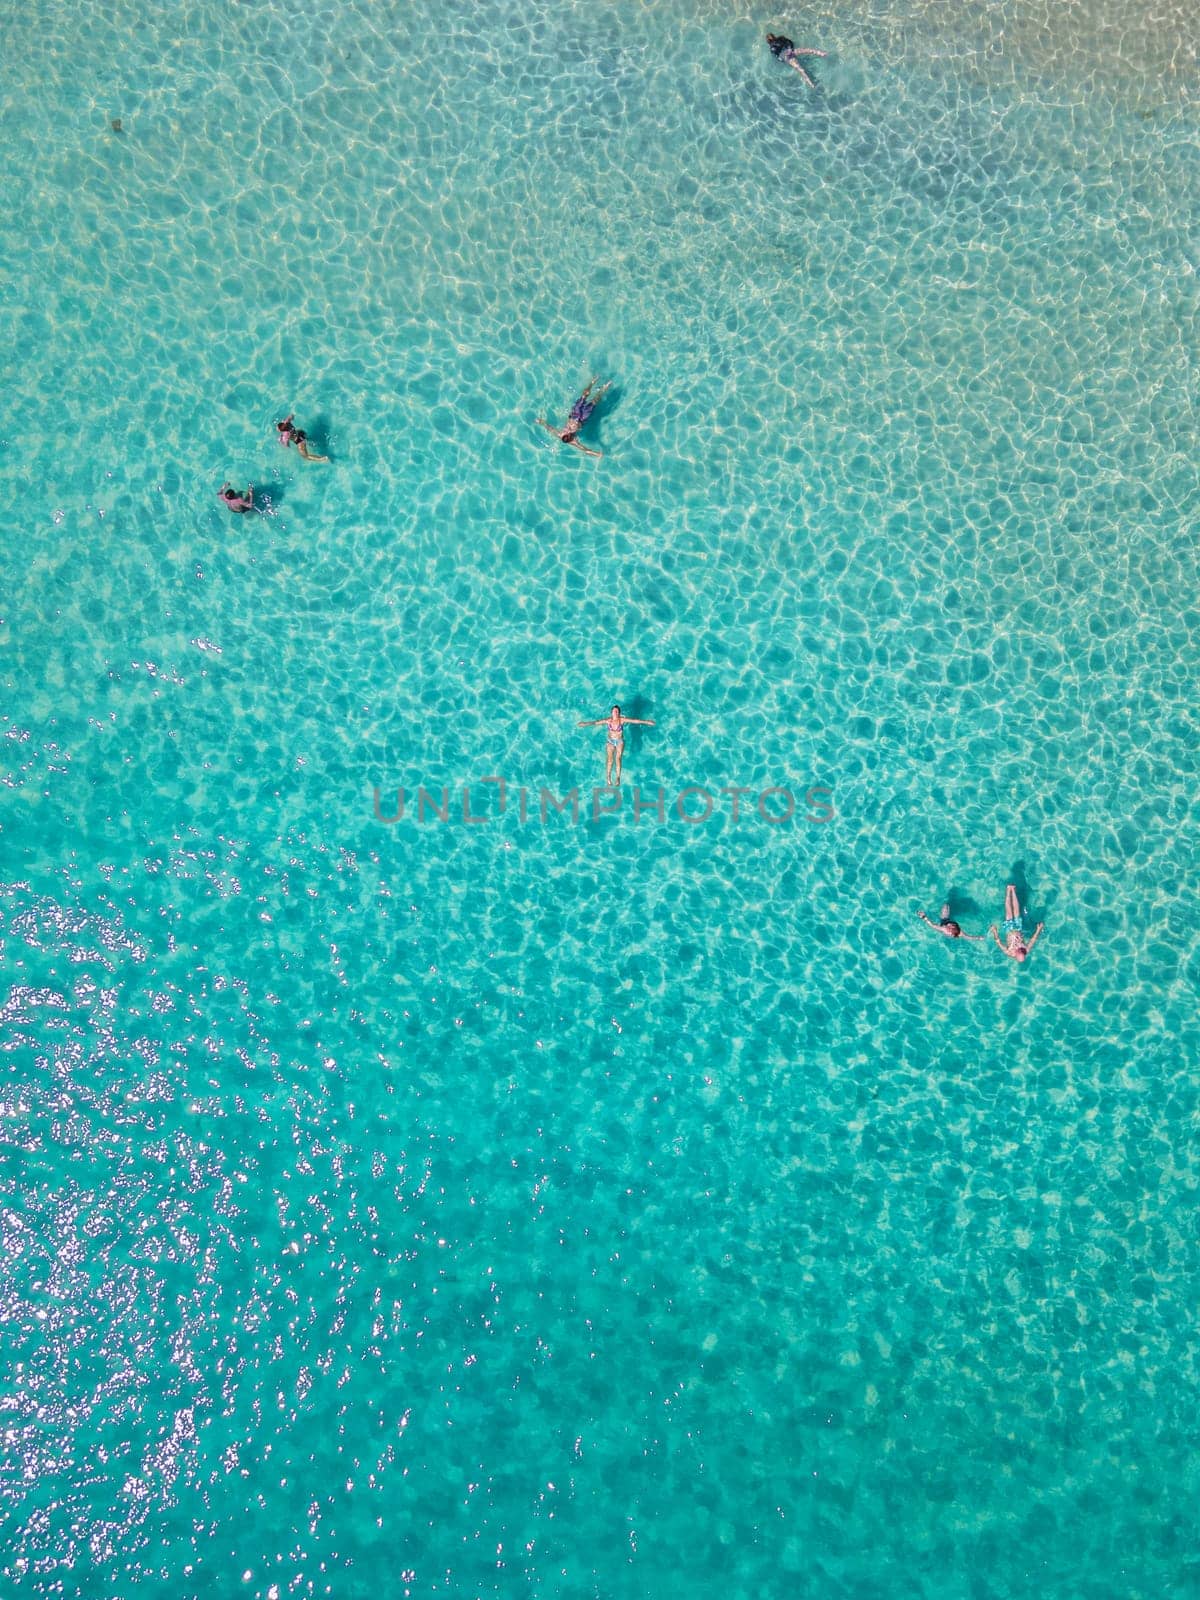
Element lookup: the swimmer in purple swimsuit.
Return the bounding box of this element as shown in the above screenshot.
[577,704,655,785]
[537,378,612,458]
[217,482,254,513]
[766,32,826,87]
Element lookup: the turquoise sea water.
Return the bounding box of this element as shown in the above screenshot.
[2,0,1198,1595]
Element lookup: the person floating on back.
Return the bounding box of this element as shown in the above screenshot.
[918,903,984,942]
[537,378,612,458]
[217,482,254,513]
[577,704,655,786]
[766,32,826,86]
[990,884,1045,963]
[276,414,329,462]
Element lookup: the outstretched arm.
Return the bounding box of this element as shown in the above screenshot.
[566,437,602,458]
[1026,923,1045,951]
[623,718,655,726]
[960,930,986,941]
[988,924,1005,951]
[536,418,560,436]
[577,719,604,727]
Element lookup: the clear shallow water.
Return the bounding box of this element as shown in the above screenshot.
[2,1,1198,1596]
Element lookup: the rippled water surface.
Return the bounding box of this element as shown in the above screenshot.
[2,1,1198,1596]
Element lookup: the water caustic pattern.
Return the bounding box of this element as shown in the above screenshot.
[1,0,1198,1595]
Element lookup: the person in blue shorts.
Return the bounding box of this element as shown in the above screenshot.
[766,32,826,86]
[990,884,1045,963]
[537,378,612,458]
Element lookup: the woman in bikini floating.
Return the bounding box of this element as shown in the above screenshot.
[537,378,611,458]
[918,903,984,941]
[990,885,1045,963]
[577,704,654,785]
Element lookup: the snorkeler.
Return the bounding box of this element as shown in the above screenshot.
[918,904,984,942]
[766,33,826,86]
[989,885,1045,963]
[217,483,254,513]
[576,704,655,786]
[276,414,329,463]
[537,378,612,458]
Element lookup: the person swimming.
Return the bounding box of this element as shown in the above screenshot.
[990,885,1045,963]
[766,32,826,86]
[576,704,655,786]
[217,483,254,513]
[536,378,612,458]
[276,414,329,463]
[918,903,984,941]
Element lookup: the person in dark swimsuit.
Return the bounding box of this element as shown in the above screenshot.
[766,33,826,86]
[217,483,254,513]
[918,903,984,941]
[537,378,612,458]
[576,704,655,785]
[276,414,329,463]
